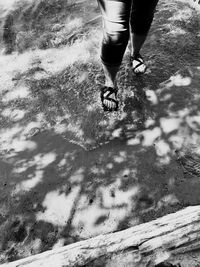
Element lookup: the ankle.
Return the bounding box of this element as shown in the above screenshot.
[105,81,116,88]
[131,51,140,58]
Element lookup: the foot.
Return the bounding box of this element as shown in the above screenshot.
[131,53,147,75]
[100,86,119,111]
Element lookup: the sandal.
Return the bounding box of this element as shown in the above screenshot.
[131,54,147,75]
[100,86,119,111]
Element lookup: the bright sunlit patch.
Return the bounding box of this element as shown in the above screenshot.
[13,152,57,172]
[122,169,131,177]
[41,30,100,74]
[154,140,171,157]
[13,160,29,173]
[58,158,67,168]
[90,166,105,175]
[72,177,139,238]
[145,90,158,105]
[69,168,84,183]
[0,125,22,143]
[54,123,68,134]
[142,127,161,146]
[66,122,84,139]
[127,136,140,146]
[0,0,33,9]
[106,163,113,169]
[65,17,83,31]
[52,238,65,250]
[164,73,192,88]
[158,155,171,165]
[113,155,125,163]
[14,170,44,193]
[171,74,191,86]
[169,135,184,150]
[154,250,170,265]
[33,152,57,169]
[72,201,129,239]
[22,121,42,137]
[36,186,81,226]
[157,194,179,209]
[2,85,30,102]
[160,118,181,134]
[12,139,37,152]
[0,125,38,154]
[1,108,26,121]
[169,6,193,21]
[113,151,127,163]
[168,27,187,36]
[145,118,155,128]
[112,128,122,138]
[186,115,200,130]
[77,71,88,84]
[99,184,139,209]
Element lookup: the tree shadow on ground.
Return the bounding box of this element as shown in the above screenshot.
[0,0,200,264]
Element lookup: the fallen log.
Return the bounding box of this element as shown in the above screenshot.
[2,206,200,267]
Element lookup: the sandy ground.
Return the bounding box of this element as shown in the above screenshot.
[0,0,200,265]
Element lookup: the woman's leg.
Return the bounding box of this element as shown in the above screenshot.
[130,0,159,73]
[98,0,132,110]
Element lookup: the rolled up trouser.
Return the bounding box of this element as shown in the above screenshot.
[97,0,159,67]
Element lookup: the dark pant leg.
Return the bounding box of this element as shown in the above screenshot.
[98,0,132,66]
[130,0,159,34]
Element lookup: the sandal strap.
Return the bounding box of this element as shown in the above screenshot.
[131,54,146,73]
[101,86,118,95]
[132,61,144,71]
[101,86,119,111]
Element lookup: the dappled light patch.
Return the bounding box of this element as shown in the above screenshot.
[156,194,180,210]
[113,152,127,164]
[154,250,171,265]
[159,73,192,91]
[13,170,44,194]
[166,26,187,36]
[2,85,30,102]
[145,90,158,105]
[52,238,65,250]
[11,139,37,153]
[160,118,181,134]
[145,118,155,128]
[69,168,85,183]
[0,125,38,155]
[99,181,139,209]
[12,152,56,175]
[141,127,161,147]
[154,140,171,157]
[186,114,200,131]
[32,152,57,169]
[169,5,193,21]
[36,186,81,226]
[112,128,122,138]
[169,74,192,87]
[127,135,141,146]
[106,163,114,169]
[72,199,129,238]
[1,108,26,122]
[22,121,44,137]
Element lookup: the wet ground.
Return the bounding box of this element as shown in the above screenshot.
[0,0,200,265]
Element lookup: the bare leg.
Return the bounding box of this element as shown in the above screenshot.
[130,0,159,73]
[130,32,147,57]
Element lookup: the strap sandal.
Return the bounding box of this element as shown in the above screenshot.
[131,53,147,75]
[100,86,119,112]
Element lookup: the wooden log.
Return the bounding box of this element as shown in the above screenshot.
[2,206,200,267]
